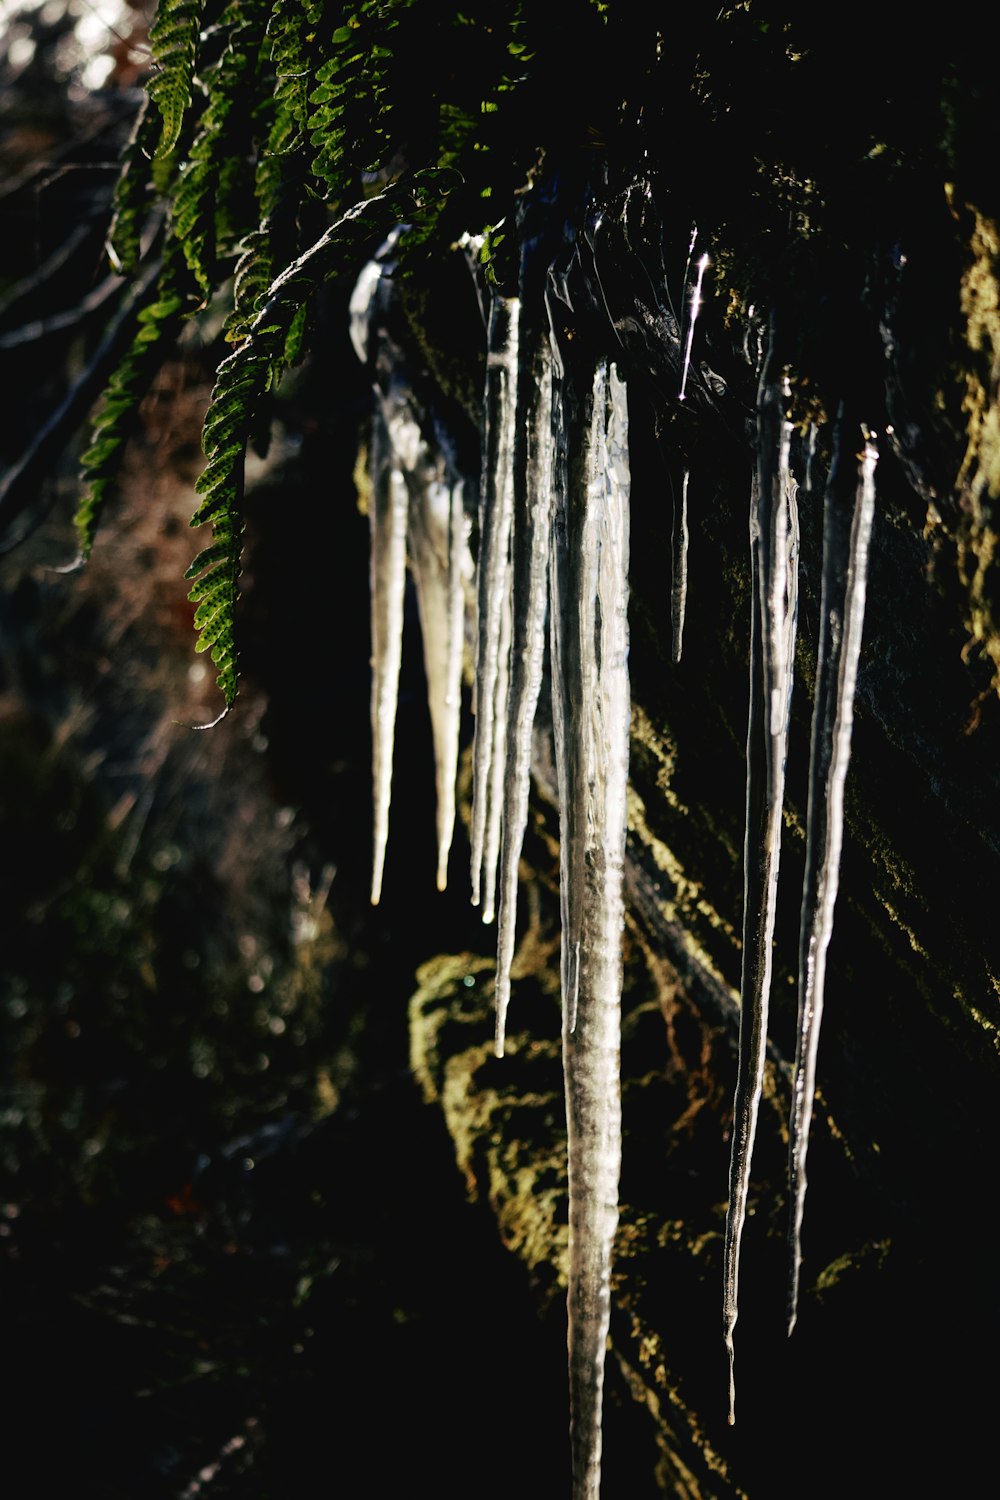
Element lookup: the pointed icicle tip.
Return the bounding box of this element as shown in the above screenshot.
[371,851,385,906]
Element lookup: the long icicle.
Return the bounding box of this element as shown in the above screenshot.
[552,358,630,1500]
[723,357,799,1423]
[470,295,519,911]
[406,460,471,893]
[481,573,513,924]
[368,403,410,905]
[671,467,690,664]
[439,476,472,891]
[494,318,555,1052]
[547,309,578,1032]
[787,418,877,1330]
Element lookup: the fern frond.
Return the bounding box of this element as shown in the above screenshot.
[308,4,402,198]
[75,257,187,560]
[171,2,269,295]
[225,228,272,341]
[284,298,309,367]
[189,180,435,707]
[107,100,162,275]
[81,0,520,711]
[265,0,316,161]
[236,0,327,329]
[147,0,207,159]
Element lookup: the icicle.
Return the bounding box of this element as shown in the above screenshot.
[787,419,877,1331]
[481,575,512,924]
[368,408,410,905]
[442,479,472,889]
[494,327,555,1052]
[671,468,690,664]
[353,239,434,905]
[547,325,578,1033]
[470,295,519,914]
[803,420,820,494]
[723,357,799,1424]
[348,259,382,365]
[405,461,471,893]
[550,357,631,1500]
[767,398,799,739]
[678,250,710,403]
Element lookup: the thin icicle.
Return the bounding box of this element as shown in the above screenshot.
[349,249,408,906]
[470,295,519,911]
[494,330,555,1052]
[787,419,877,1332]
[766,378,798,738]
[406,462,471,893]
[671,468,690,664]
[551,358,631,1500]
[547,322,578,1033]
[723,357,799,1423]
[368,411,410,905]
[803,420,820,494]
[440,478,472,890]
[481,576,512,924]
[678,251,710,403]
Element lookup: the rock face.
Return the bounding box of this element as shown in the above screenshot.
[384,38,1000,1493]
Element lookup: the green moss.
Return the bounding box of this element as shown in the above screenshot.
[409,952,568,1299]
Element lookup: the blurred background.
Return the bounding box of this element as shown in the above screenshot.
[0,5,580,1492]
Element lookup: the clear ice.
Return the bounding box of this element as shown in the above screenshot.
[787,417,877,1330]
[352,244,471,902]
[353,200,876,1486]
[470,295,519,918]
[367,405,411,906]
[494,318,555,1054]
[550,357,631,1499]
[671,467,690,664]
[723,362,799,1424]
[407,461,472,892]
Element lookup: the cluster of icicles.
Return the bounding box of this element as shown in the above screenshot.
[351,236,878,1494]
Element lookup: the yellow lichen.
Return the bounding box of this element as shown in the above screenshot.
[626,782,740,985]
[952,189,1000,687]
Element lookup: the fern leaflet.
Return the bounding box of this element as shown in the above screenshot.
[172,2,270,296]
[76,251,189,560]
[147,0,207,159]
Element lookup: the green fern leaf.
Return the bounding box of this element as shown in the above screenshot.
[107,101,162,275]
[75,258,188,560]
[307,4,403,197]
[189,181,428,708]
[284,298,309,367]
[147,0,207,159]
[170,3,269,294]
[184,538,235,579]
[225,228,273,343]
